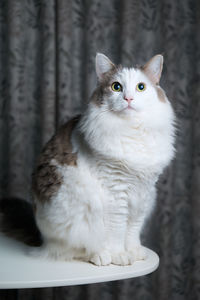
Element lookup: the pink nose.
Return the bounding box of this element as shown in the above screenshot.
[124,96,133,104]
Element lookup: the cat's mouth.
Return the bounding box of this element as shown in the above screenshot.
[116,106,136,115]
[112,104,137,114]
[123,104,135,111]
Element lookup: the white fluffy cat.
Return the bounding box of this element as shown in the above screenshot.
[32,53,176,266]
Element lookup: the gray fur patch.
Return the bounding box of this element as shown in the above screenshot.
[90,66,122,106]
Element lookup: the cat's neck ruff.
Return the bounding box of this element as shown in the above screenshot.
[77,102,175,173]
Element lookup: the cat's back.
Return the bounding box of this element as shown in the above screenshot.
[32,116,80,203]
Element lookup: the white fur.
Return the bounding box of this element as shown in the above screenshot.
[34,59,176,266]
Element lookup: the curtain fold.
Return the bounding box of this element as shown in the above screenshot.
[0,0,199,299]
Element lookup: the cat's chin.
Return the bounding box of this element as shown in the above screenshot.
[110,107,136,120]
[119,106,137,115]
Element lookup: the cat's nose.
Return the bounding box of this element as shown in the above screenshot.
[124,96,133,104]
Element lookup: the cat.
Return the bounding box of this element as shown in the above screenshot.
[5,53,176,266]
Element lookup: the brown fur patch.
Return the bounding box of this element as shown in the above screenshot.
[91,66,122,106]
[32,116,80,203]
[90,86,103,106]
[140,55,163,85]
[156,86,166,102]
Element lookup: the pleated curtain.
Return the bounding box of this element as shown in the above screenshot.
[0,0,200,299]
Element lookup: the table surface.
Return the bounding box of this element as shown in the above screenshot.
[0,234,159,289]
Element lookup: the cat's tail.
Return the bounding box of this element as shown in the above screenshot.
[0,197,43,246]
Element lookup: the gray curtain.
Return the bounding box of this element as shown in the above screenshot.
[0,0,200,299]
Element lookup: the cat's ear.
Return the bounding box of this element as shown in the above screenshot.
[96,53,115,80]
[142,55,163,85]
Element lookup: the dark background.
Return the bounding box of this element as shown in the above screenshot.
[0,0,200,299]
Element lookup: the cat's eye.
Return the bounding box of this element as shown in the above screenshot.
[111,82,122,92]
[136,82,146,92]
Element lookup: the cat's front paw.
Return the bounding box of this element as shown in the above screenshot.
[111,252,134,266]
[128,246,147,261]
[90,250,112,266]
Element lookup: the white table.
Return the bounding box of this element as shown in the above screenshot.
[0,234,159,289]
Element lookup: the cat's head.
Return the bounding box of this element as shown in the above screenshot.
[92,53,166,117]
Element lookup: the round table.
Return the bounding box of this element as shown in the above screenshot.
[0,234,159,289]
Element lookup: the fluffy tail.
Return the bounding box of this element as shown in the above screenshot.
[0,197,43,246]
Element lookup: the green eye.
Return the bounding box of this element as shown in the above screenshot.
[136,82,146,92]
[111,82,122,92]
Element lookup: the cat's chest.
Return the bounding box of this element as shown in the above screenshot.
[111,130,168,172]
[88,130,167,199]
[91,157,155,202]
[120,132,157,158]
[95,159,132,193]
